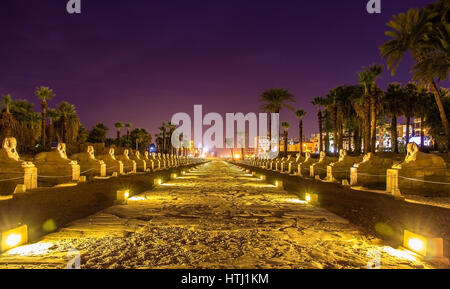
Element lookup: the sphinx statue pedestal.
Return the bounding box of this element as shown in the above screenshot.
[350,153,393,189]
[326,150,362,182]
[34,143,80,186]
[97,148,123,176]
[0,138,37,194]
[71,146,106,178]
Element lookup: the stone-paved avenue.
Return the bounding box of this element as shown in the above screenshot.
[0,161,429,269]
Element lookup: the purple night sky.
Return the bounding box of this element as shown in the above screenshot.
[0,0,435,140]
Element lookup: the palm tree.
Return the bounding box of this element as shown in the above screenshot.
[259,88,295,150]
[325,88,339,153]
[295,109,307,155]
[114,122,123,147]
[125,123,132,141]
[56,102,79,144]
[380,4,450,150]
[281,121,290,157]
[0,94,16,139]
[403,83,419,145]
[416,88,434,149]
[35,86,55,149]
[9,99,41,153]
[311,97,325,152]
[159,122,167,154]
[358,65,383,153]
[383,83,404,153]
[168,122,177,154]
[47,108,60,143]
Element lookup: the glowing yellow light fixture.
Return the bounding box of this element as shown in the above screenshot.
[259,175,266,181]
[305,193,319,205]
[234,154,241,159]
[1,224,28,252]
[403,230,444,259]
[170,173,177,180]
[116,190,130,202]
[274,180,283,188]
[154,178,162,185]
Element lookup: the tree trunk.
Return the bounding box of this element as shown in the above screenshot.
[268,113,272,150]
[299,120,303,155]
[318,110,323,152]
[162,132,166,153]
[333,105,338,154]
[325,130,330,155]
[62,116,68,143]
[430,80,450,151]
[41,101,47,150]
[405,116,411,145]
[392,115,398,154]
[420,116,425,150]
[370,83,377,153]
[338,122,343,151]
[283,131,288,157]
[363,95,371,154]
[116,131,120,147]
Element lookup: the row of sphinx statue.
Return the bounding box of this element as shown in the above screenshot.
[244,143,449,195]
[0,137,197,195]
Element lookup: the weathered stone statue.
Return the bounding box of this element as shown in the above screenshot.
[97,148,124,175]
[129,150,147,172]
[326,150,363,182]
[274,157,286,171]
[280,155,292,172]
[0,137,37,194]
[350,153,393,188]
[310,151,337,179]
[34,143,80,184]
[157,153,166,168]
[387,143,448,195]
[393,143,446,169]
[143,152,155,171]
[116,149,137,173]
[71,146,106,178]
[287,154,305,174]
[297,152,317,176]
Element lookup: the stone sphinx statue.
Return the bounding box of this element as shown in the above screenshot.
[296,151,316,176]
[327,150,363,182]
[0,137,21,162]
[115,149,136,173]
[97,148,123,175]
[34,143,80,184]
[286,153,306,174]
[280,155,292,172]
[0,137,37,193]
[350,153,393,188]
[393,143,446,169]
[387,143,448,195]
[129,150,147,172]
[71,146,106,177]
[142,152,155,171]
[157,153,166,168]
[310,151,338,179]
